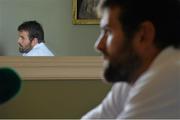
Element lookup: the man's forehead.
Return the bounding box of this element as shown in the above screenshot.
[19,30,29,35]
[100,8,110,28]
[100,7,121,28]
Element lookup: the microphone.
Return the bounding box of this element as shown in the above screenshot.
[0,68,21,104]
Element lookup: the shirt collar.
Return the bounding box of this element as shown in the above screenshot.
[33,42,44,49]
[22,43,44,56]
[150,46,180,69]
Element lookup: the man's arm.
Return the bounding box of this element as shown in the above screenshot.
[82,83,131,119]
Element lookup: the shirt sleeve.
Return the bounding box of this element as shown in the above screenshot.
[81,83,131,119]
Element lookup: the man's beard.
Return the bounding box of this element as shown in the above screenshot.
[19,43,33,54]
[103,43,142,84]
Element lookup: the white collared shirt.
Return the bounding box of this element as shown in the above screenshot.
[82,47,180,119]
[22,43,54,56]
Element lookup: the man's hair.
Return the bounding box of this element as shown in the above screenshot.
[18,21,45,43]
[98,0,180,49]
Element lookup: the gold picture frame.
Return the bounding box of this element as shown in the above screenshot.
[72,0,99,25]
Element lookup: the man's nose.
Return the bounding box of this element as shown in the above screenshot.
[95,33,107,53]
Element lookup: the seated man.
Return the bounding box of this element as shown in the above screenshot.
[82,0,180,119]
[17,21,54,56]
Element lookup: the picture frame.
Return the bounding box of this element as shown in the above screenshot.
[72,0,99,25]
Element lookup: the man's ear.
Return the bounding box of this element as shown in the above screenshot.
[31,38,38,47]
[133,21,156,53]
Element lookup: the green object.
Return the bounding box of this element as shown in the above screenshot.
[0,68,21,104]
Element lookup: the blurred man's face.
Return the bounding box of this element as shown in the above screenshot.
[17,31,33,54]
[95,7,142,83]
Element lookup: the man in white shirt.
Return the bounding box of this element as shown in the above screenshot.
[17,21,54,56]
[82,0,180,119]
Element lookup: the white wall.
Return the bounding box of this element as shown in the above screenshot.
[0,0,100,56]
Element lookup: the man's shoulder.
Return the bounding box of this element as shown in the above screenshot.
[34,43,54,56]
[25,43,54,56]
[132,47,180,95]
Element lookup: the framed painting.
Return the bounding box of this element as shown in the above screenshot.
[72,0,99,25]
